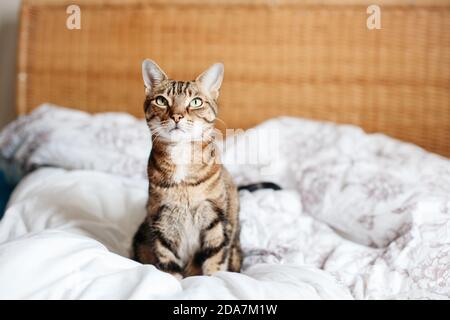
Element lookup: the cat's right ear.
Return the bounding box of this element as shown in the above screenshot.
[142,59,168,95]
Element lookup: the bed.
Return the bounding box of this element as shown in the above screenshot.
[0,0,449,299]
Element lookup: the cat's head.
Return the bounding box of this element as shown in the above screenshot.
[142,59,223,143]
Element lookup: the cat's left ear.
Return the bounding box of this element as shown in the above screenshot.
[196,63,224,100]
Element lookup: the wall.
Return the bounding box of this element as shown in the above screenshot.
[0,0,21,129]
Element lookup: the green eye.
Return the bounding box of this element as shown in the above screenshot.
[155,96,168,107]
[189,98,203,109]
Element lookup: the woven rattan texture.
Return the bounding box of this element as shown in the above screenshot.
[17,1,450,156]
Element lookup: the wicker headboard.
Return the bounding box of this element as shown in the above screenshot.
[17,0,450,156]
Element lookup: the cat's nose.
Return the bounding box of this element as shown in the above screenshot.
[171,114,184,123]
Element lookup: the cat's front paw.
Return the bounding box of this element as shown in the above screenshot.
[170,272,184,281]
[202,263,227,276]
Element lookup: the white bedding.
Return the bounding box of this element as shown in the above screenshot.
[0,105,449,299]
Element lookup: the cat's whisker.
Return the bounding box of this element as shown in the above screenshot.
[151,127,165,144]
[152,134,165,145]
[150,126,163,135]
[152,134,160,144]
[179,124,193,131]
[215,117,228,128]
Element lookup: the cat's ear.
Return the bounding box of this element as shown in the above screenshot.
[142,59,168,95]
[196,63,224,99]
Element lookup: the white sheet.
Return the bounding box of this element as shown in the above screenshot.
[0,105,449,299]
[0,168,351,299]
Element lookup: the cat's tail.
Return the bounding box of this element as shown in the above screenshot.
[238,182,282,192]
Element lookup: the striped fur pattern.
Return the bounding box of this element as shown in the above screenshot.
[133,60,242,279]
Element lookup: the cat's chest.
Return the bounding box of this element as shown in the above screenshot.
[177,214,201,263]
[169,143,192,183]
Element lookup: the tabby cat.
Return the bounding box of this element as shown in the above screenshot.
[132,60,242,279]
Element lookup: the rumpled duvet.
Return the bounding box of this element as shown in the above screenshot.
[0,104,449,299]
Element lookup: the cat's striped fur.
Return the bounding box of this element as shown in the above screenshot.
[133,60,242,279]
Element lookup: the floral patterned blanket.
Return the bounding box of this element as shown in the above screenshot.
[0,104,449,299]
